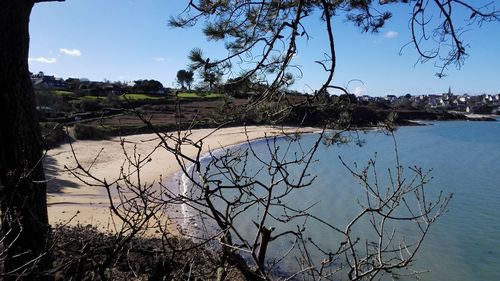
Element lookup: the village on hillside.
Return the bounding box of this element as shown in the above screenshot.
[32,72,500,116]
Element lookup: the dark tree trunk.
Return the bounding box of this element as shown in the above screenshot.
[0,1,52,279]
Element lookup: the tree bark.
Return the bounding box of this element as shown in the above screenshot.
[0,1,52,279]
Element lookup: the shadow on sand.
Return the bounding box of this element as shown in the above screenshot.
[44,155,80,193]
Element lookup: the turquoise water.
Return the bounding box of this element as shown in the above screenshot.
[181,121,500,280]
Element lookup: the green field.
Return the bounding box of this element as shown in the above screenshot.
[120,93,163,101]
[77,93,163,101]
[47,91,225,101]
[176,92,226,99]
[80,95,105,101]
[51,90,74,97]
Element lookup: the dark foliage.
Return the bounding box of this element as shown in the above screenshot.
[74,124,111,140]
[40,122,68,148]
[51,225,243,281]
[133,80,164,94]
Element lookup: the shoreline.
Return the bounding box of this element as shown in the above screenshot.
[45,125,318,232]
[168,132,321,235]
[45,117,497,232]
[464,113,499,120]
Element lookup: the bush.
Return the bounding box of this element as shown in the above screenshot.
[72,99,103,112]
[40,122,68,148]
[36,91,73,113]
[51,225,234,281]
[74,124,111,140]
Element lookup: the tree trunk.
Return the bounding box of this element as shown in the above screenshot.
[0,1,52,280]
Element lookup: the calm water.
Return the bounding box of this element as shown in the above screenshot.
[180,121,500,280]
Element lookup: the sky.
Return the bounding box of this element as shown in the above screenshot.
[29,0,500,96]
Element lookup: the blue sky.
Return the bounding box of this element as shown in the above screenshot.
[29,0,500,96]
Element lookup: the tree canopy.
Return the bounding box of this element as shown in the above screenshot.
[133,79,164,93]
[171,0,499,99]
[176,69,194,89]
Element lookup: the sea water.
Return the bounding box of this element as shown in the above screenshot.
[179,121,500,280]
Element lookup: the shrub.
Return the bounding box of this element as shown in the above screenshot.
[72,99,104,112]
[40,122,68,148]
[74,124,111,140]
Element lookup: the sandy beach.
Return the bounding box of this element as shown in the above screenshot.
[45,126,318,231]
[464,113,499,119]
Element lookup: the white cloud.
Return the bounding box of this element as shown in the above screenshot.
[152,57,173,63]
[384,30,398,39]
[353,86,367,96]
[59,48,82,56]
[29,57,57,64]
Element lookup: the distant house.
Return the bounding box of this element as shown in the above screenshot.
[358,95,372,102]
[31,71,66,89]
[483,94,493,103]
[427,95,442,108]
[493,106,500,115]
[102,83,125,95]
[78,81,126,96]
[385,95,397,102]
